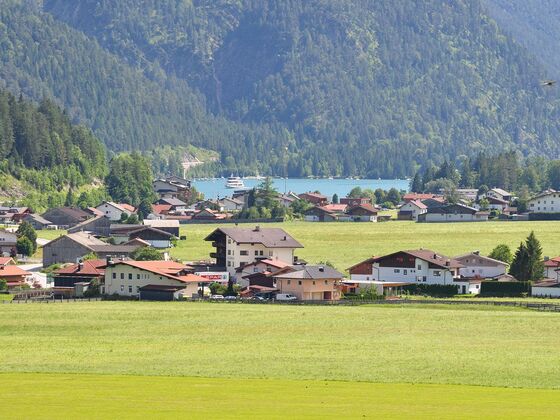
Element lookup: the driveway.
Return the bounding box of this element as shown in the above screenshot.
[19,263,48,289]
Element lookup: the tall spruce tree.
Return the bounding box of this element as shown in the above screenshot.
[509,242,529,281]
[525,231,544,281]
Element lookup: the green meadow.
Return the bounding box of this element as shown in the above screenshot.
[1,302,560,418]
[171,220,560,270]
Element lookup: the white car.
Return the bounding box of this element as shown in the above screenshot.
[275,293,298,301]
[210,295,224,300]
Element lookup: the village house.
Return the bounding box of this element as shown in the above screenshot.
[275,192,299,208]
[345,204,378,222]
[298,192,328,206]
[348,249,464,295]
[103,259,211,300]
[111,224,173,248]
[42,207,91,228]
[219,197,244,212]
[272,265,343,301]
[402,193,443,203]
[68,215,111,237]
[543,256,560,281]
[205,226,303,280]
[454,189,479,201]
[150,204,173,218]
[532,279,560,297]
[153,177,191,200]
[304,206,339,222]
[237,258,292,288]
[52,259,106,297]
[43,232,143,267]
[486,188,512,202]
[154,197,187,212]
[527,190,560,213]
[454,251,509,280]
[22,213,53,230]
[143,219,180,237]
[0,207,31,224]
[0,264,32,289]
[340,197,372,207]
[484,196,510,212]
[417,203,489,223]
[398,200,427,221]
[192,208,229,221]
[95,201,136,222]
[0,229,17,256]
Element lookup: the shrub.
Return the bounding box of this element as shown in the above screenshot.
[404,284,459,298]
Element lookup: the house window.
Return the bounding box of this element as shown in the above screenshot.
[137,274,140,280]
[287,280,291,285]
[120,273,124,280]
[324,280,328,285]
[227,261,232,267]
[269,251,273,257]
[254,250,259,256]
[423,276,427,282]
[404,269,407,275]
[417,265,421,270]
[312,281,316,285]
[253,267,258,273]
[227,250,231,255]
[394,269,400,273]
[128,273,132,280]
[240,250,248,256]
[136,286,140,293]
[128,286,132,293]
[112,273,116,279]
[433,271,441,277]
[298,281,302,285]
[120,285,124,292]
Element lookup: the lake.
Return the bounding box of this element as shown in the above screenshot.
[192,178,410,200]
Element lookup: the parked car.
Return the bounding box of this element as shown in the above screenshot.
[250,296,266,301]
[275,293,298,301]
[210,294,224,300]
[224,295,237,301]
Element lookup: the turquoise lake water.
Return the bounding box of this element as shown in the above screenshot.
[192,178,410,200]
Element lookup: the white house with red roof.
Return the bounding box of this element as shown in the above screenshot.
[237,258,292,287]
[398,200,427,221]
[103,260,211,298]
[95,201,136,221]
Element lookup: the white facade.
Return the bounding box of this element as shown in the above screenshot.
[104,264,185,297]
[399,202,427,221]
[96,202,131,221]
[422,212,488,223]
[455,254,507,279]
[532,284,560,297]
[528,192,560,213]
[225,238,295,279]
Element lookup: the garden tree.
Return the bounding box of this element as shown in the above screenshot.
[332,193,339,204]
[477,185,489,197]
[386,188,402,206]
[209,282,226,295]
[374,189,386,205]
[131,247,163,261]
[0,279,6,291]
[16,221,37,253]
[126,214,139,224]
[83,278,100,297]
[489,244,513,265]
[290,199,313,218]
[459,158,476,188]
[106,153,156,207]
[547,161,560,190]
[510,232,545,281]
[515,185,531,213]
[424,178,455,194]
[225,279,237,296]
[525,231,544,281]
[410,173,422,193]
[137,199,153,220]
[16,237,34,257]
[81,252,98,261]
[509,242,528,281]
[478,198,490,211]
[443,186,459,204]
[119,213,129,224]
[256,177,278,209]
[347,187,363,198]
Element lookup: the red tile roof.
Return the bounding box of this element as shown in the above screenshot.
[112,260,210,283]
[0,265,31,278]
[55,259,107,276]
[322,204,348,212]
[119,203,136,213]
[152,204,173,215]
[0,257,15,266]
[403,193,443,201]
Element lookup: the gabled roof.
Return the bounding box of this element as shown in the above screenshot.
[110,260,207,283]
[322,204,348,212]
[206,227,303,248]
[490,188,511,197]
[119,203,136,213]
[23,213,52,225]
[97,201,131,213]
[406,200,427,209]
[128,226,174,238]
[68,215,110,233]
[0,257,15,266]
[530,189,557,200]
[55,259,106,276]
[346,203,378,214]
[403,193,443,201]
[0,265,31,277]
[157,197,187,206]
[486,196,509,205]
[298,192,327,200]
[453,252,509,267]
[272,265,343,280]
[86,207,105,217]
[46,232,106,250]
[151,204,173,214]
[123,238,151,247]
[238,258,291,272]
[544,257,560,268]
[371,249,463,269]
[143,219,180,228]
[42,207,91,221]
[426,203,477,214]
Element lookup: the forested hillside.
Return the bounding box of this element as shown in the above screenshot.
[484,0,560,79]
[0,87,107,209]
[2,0,560,177]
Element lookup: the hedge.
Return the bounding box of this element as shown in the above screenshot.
[528,212,560,221]
[479,281,530,297]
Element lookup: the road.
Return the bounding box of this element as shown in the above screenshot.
[19,263,48,289]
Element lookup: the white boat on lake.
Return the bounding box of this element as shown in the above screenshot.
[226,176,245,189]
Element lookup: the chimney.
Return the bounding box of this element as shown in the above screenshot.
[255,225,260,232]
[319,266,324,272]
[473,250,480,255]
[445,260,450,266]
[283,235,287,241]
[78,262,84,271]
[106,256,114,266]
[544,256,550,261]
[433,254,437,259]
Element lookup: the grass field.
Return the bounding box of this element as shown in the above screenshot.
[171,220,560,270]
[1,302,560,417]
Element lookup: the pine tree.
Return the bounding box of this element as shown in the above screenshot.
[410,173,422,192]
[525,231,544,281]
[332,193,339,204]
[509,242,528,281]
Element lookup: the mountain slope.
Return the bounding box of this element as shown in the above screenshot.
[483,0,560,79]
[8,0,560,177]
